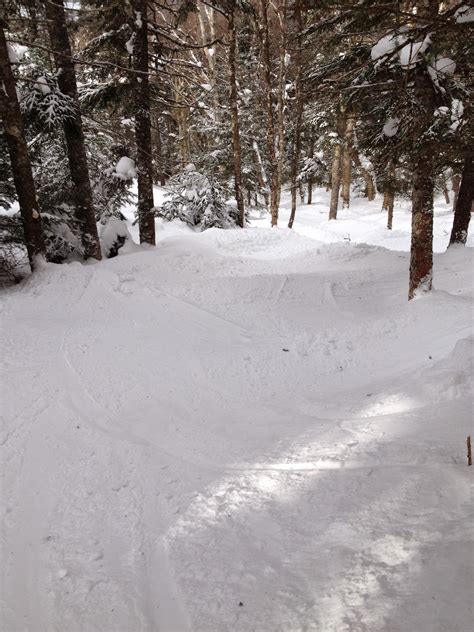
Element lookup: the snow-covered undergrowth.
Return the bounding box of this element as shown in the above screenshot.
[1,189,472,631]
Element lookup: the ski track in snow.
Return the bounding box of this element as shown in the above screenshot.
[1,207,473,631]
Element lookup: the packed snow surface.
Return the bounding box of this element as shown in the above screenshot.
[1,189,473,631]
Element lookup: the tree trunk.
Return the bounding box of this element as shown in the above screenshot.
[452,174,461,210]
[408,68,435,299]
[151,110,165,186]
[307,131,314,204]
[449,155,473,246]
[329,105,345,220]
[288,1,303,230]
[275,0,288,212]
[252,141,269,208]
[366,176,376,201]
[0,22,45,270]
[341,114,355,208]
[259,0,279,226]
[132,0,155,245]
[443,181,450,204]
[351,149,375,201]
[299,182,305,204]
[228,9,245,228]
[43,0,101,260]
[386,160,396,230]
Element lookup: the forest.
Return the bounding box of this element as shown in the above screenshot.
[1,1,473,631]
[1,0,472,291]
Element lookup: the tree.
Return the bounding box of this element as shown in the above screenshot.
[0,20,45,270]
[43,0,102,260]
[228,7,245,227]
[259,0,280,226]
[288,0,304,229]
[449,155,473,246]
[131,0,155,245]
[408,1,438,300]
[329,103,345,220]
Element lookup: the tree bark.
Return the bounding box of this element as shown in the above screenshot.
[259,0,279,226]
[228,9,245,228]
[252,140,269,208]
[151,109,165,186]
[307,131,314,204]
[351,149,375,201]
[449,156,473,246]
[0,22,45,269]
[341,114,355,208]
[442,181,450,204]
[386,160,396,230]
[329,104,345,220]
[408,67,435,299]
[132,0,155,245]
[43,0,101,260]
[275,0,287,212]
[452,174,461,210]
[288,1,303,229]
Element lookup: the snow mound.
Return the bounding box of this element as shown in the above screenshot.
[114,156,137,180]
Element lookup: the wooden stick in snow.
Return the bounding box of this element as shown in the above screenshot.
[467,436,472,466]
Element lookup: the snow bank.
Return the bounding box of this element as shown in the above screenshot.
[1,186,472,632]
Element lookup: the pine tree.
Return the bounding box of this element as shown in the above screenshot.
[0,20,45,270]
[131,0,155,245]
[43,0,102,260]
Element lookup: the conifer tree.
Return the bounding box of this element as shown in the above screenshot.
[43,0,102,260]
[0,20,45,270]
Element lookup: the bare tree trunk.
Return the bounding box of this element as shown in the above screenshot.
[329,104,345,220]
[367,178,376,201]
[0,22,45,269]
[288,1,303,229]
[259,0,279,226]
[351,149,375,201]
[252,141,269,208]
[299,182,305,204]
[307,131,314,204]
[452,174,461,210]
[275,0,288,211]
[151,110,165,186]
[449,155,473,246]
[132,0,155,245]
[409,68,435,299]
[443,181,450,204]
[341,114,355,208]
[43,0,101,260]
[386,160,396,230]
[228,9,245,227]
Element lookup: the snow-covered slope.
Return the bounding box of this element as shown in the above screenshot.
[1,210,473,631]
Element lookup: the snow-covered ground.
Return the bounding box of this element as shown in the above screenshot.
[1,189,473,631]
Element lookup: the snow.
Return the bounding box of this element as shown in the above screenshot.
[450,98,464,132]
[7,42,20,64]
[114,156,137,180]
[125,34,135,55]
[370,33,399,61]
[434,57,456,76]
[98,217,133,258]
[34,76,51,95]
[455,5,474,23]
[1,189,473,631]
[382,117,400,137]
[399,36,431,69]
